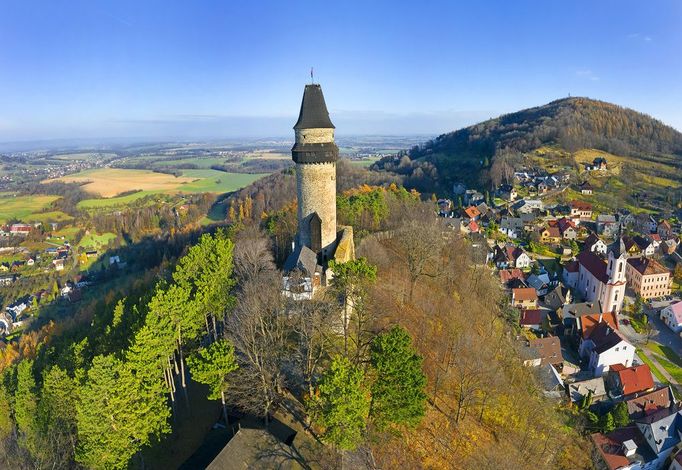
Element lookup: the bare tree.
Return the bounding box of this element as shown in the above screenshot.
[386,219,447,302]
[233,225,277,282]
[225,270,287,425]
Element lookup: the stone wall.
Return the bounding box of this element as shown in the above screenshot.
[296,162,337,257]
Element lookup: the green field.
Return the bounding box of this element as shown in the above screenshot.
[177,169,266,193]
[78,232,117,250]
[0,195,60,223]
[23,211,74,224]
[72,168,266,209]
[77,190,162,209]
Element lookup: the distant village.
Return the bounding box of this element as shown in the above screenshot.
[439,157,682,470]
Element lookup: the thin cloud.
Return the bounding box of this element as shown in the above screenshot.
[628,33,653,42]
[575,69,600,81]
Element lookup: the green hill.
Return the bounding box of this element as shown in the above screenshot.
[374,97,682,208]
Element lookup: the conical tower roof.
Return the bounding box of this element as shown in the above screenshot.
[294,84,335,129]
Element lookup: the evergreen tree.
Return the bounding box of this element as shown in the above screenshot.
[37,366,78,467]
[599,412,616,433]
[369,326,427,429]
[312,356,369,450]
[0,382,12,441]
[611,402,630,428]
[187,339,238,423]
[14,360,41,458]
[76,355,170,470]
[173,230,236,341]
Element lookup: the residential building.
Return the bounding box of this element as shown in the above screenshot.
[562,301,603,335]
[579,321,635,376]
[585,233,608,255]
[562,260,580,289]
[568,377,607,403]
[526,272,552,296]
[520,336,563,367]
[576,241,628,314]
[636,407,682,458]
[539,225,561,244]
[511,287,538,309]
[499,217,524,239]
[519,309,544,330]
[570,200,593,221]
[557,217,578,239]
[606,364,655,397]
[463,189,484,206]
[592,425,669,470]
[625,386,675,420]
[597,214,619,237]
[626,257,672,300]
[657,219,674,239]
[514,199,543,214]
[463,205,481,221]
[499,269,526,289]
[580,181,593,195]
[660,302,682,333]
[633,236,657,257]
[9,224,31,235]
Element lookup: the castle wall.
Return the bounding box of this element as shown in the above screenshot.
[296,161,337,257]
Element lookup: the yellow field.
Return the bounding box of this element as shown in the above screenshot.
[47,168,195,197]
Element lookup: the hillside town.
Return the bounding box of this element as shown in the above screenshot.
[439,157,682,470]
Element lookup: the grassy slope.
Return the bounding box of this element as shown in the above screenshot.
[0,195,60,223]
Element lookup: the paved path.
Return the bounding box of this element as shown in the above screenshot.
[640,348,679,385]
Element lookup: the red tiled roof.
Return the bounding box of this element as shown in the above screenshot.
[499,269,525,283]
[464,206,481,219]
[591,427,644,470]
[557,217,576,232]
[570,200,593,211]
[513,287,538,302]
[626,387,673,419]
[614,364,654,396]
[580,312,619,338]
[627,257,670,277]
[520,309,543,326]
[468,220,479,232]
[577,250,609,283]
[529,336,563,365]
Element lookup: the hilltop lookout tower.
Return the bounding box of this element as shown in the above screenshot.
[292,83,338,259]
[283,83,355,299]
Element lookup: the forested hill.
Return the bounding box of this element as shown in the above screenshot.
[374,97,682,191]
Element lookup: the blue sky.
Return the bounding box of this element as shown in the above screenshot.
[1,0,680,142]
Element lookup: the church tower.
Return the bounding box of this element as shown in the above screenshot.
[292,84,338,260]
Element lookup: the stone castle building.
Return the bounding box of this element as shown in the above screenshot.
[283,83,354,299]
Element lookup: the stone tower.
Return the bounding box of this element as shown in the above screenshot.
[292,84,338,260]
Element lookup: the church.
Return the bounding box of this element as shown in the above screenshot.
[575,238,628,314]
[282,83,355,299]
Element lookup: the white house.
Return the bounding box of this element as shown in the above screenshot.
[661,302,682,333]
[562,260,580,289]
[584,234,608,256]
[579,322,635,377]
[576,241,628,314]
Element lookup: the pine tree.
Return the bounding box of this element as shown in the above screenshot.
[14,360,41,458]
[312,356,369,450]
[187,339,238,423]
[76,355,170,470]
[611,402,630,428]
[599,412,615,433]
[369,326,427,429]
